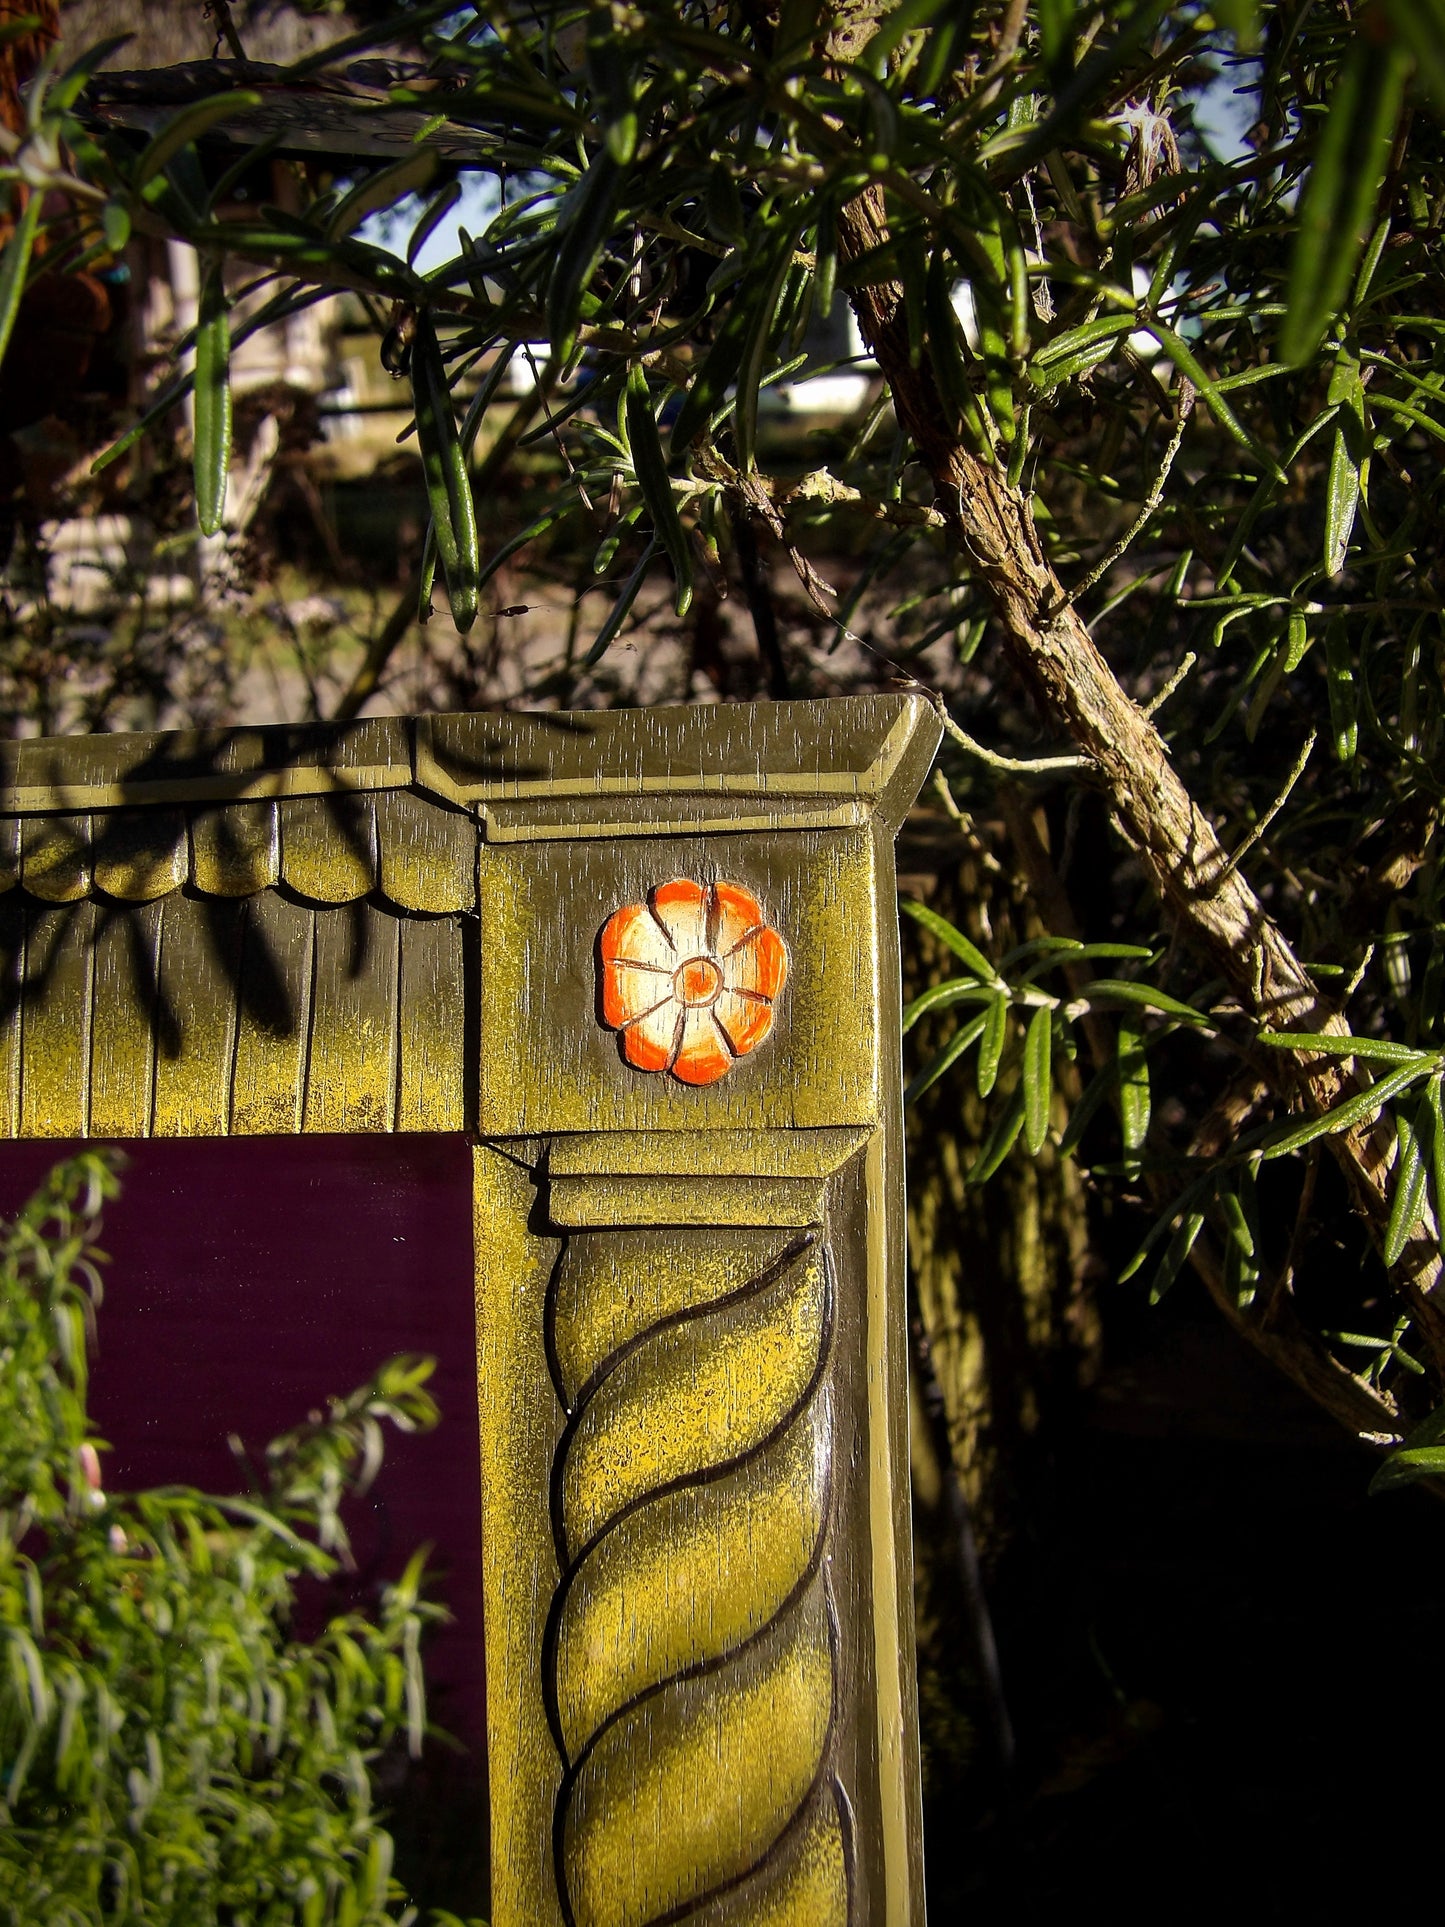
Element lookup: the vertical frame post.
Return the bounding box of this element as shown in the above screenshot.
[469,696,940,1924]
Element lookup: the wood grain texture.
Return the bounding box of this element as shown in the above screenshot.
[0,896,21,1134]
[151,894,244,1136]
[454,700,938,1926]
[477,830,882,1137]
[554,1234,831,1551]
[21,901,96,1135]
[397,914,467,1132]
[547,1172,826,1228]
[0,714,412,814]
[474,1141,568,1927]
[866,828,927,1922]
[21,814,90,903]
[551,1127,872,1179]
[232,891,314,1136]
[476,1123,913,1926]
[421,695,931,819]
[550,1409,829,1759]
[89,904,163,1137]
[683,1781,853,1926]
[376,788,476,913]
[474,1146,868,1927]
[0,815,20,895]
[478,796,867,841]
[0,697,935,827]
[280,793,379,904]
[303,903,399,1132]
[189,801,280,896]
[0,792,474,913]
[0,897,470,1140]
[93,809,187,901]
[559,1582,842,1927]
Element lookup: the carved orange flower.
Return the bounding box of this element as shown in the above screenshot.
[598,879,789,1086]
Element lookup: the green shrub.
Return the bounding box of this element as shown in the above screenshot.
[0,1152,455,1926]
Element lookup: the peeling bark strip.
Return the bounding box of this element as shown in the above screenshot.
[833,177,1445,1372]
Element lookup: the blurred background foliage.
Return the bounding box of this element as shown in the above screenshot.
[5,0,1445,1914]
[0,1153,468,1925]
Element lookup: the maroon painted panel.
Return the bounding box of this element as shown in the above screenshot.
[0,1136,484,1752]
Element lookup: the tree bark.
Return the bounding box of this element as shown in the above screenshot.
[834,175,1443,1381]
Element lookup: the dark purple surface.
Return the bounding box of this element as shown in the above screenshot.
[0,1135,485,1751]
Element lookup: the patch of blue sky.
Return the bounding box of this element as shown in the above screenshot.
[357,172,502,276]
[1191,56,1260,164]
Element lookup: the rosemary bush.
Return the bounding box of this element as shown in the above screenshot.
[7,0,1445,1474]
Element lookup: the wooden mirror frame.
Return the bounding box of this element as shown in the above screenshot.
[0,692,941,1926]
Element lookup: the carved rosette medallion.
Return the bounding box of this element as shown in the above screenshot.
[597,879,788,1085]
[544,1227,852,1925]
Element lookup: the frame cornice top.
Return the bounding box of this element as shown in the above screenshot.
[419,692,939,838]
[0,694,940,840]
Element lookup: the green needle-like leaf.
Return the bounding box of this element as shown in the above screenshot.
[1428,1075,1445,1257]
[1116,1015,1150,1154]
[132,92,262,189]
[1261,1060,1430,1160]
[902,978,994,1032]
[1324,615,1359,761]
[733,220,807,474]
[192,260,232,539]
[545,153,623,365]
[1324,349,1367,576]
[0,191,40,372]
[582,539,658,669]
[1023,1005,1052,1154]
[1370,1443,1445,1494]
[906,1011,990,1104]
[1281,35,1410,366]
[411,310,480,633]
[1384,1102,1429,1267]
[977,991,1009,1099]
[968,1081,1027,1184]
[1083,980,1209,1025]
[326,149,440,242]
[900,901,1000,982]
[625,366,693,617]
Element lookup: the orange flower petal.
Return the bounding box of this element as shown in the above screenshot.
[725,925,788,1001]
[651,878,708,957]
[600,901,674,970]
[602,960,672,1029]
[713,987,774,1058]
[671,1008,733,1085]
[712,880,765,955]
[599,882,787,1084]
[621,997,683,1072]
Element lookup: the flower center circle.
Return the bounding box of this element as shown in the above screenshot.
[675,955,723,1008]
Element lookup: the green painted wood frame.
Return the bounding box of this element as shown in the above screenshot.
[0,692,941,1926]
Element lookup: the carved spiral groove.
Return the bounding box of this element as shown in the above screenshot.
[545,1227,852,1927]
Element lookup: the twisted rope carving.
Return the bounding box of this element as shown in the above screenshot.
[544,1227,853,1927]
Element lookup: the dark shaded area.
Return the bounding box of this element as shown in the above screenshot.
[0,1134,488,1916]
[920,1278,1444,1916]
